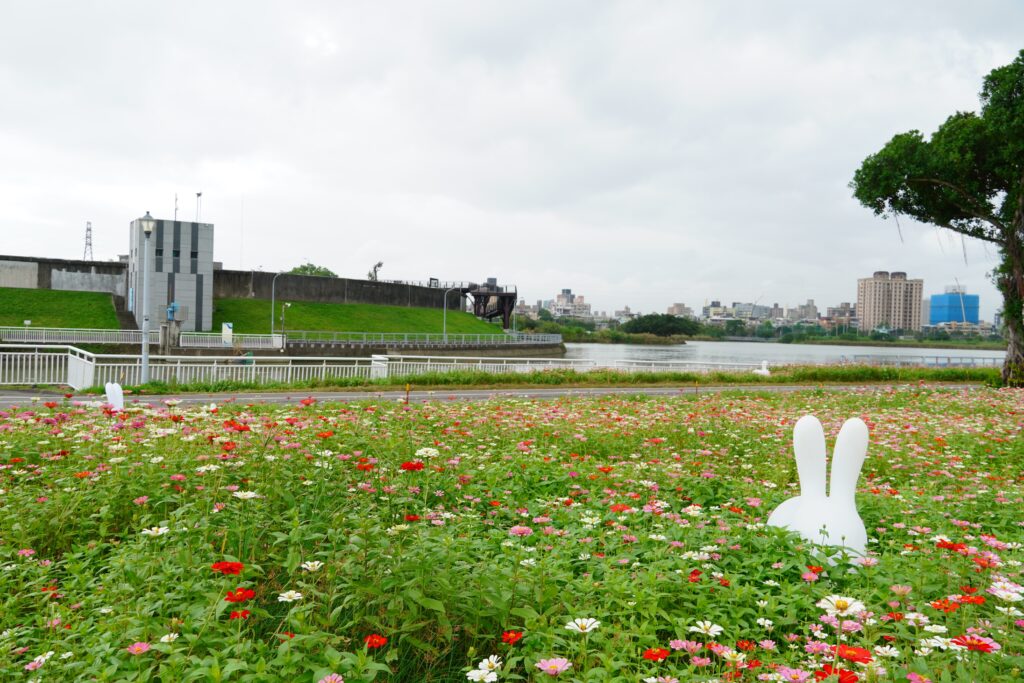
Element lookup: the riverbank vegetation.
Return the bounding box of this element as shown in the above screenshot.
[75,364,1001,396]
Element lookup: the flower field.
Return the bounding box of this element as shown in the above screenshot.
[1,387,1022,682]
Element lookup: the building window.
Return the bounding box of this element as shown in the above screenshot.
[190,250,198,258]
[173,250,180,258]
[155,249,163,258]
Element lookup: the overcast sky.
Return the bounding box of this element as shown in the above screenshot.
[2,2,1021,320]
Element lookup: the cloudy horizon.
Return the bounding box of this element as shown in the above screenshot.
[1,1,1021,320]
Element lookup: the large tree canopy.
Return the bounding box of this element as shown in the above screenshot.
[621,313,700,337]
[851,49,1024,386]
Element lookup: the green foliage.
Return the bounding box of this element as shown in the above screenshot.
[621,314,700,337]
[212,299,501,335]
[288,263,338,278]
[0,287,120,328]
[850,49,1024,384]
[1,388,1021,680]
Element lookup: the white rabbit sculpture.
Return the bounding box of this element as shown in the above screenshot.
[766,415,869,556]
[104,382,124,410]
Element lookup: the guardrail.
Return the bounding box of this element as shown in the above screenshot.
[0,345,776,390]
[851,354,1002,368]
[0,327,158,345]
[287,331,563,346]
[179,332,284,349]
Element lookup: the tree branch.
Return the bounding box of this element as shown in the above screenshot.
[906,176,1008,236]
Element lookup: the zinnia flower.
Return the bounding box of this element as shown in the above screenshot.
[535,657,572,676]
[278,590,303,603]
[816,595,865,617]
[565,617,600,633]
[211,561,244,575]
[318,674,345,683]
[364,633,387,648]
[643,647,670,661]
[126,642,151,655]
[689,620,724,637]
[950,634,1000,653]
[501,630,524,645]
[224,587,255,603]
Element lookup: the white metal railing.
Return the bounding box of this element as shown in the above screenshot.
[0,327,157,345]
[0,346,783,390]
[179,332,285,350]
[287,331,562,346]
[851,354,1002,368]
[0,345,72,387]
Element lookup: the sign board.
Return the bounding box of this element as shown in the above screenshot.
[222,322,234,346]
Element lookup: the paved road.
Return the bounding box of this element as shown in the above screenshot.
[0,383,983,406]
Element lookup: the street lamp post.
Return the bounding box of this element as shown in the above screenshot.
[270,271,284,336]
[138,212,156,384]
[442,286,459,343]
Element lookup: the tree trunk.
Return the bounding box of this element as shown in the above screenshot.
[999,221,1024,387]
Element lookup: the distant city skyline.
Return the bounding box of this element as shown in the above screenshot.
[2,2,1020,321]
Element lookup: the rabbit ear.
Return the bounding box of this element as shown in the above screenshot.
[792,415,827,499]
[829,418,869,502]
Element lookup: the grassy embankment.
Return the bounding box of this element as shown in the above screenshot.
[0,287,120,328]
[212,298,503,335]
[82,364,1001,395]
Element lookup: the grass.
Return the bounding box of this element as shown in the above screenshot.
[213,298,505,335]
[0,287,120,329]
[79,364,1002,395]
[1,388,1022,680]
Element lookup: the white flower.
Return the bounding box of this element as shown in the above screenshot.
[159,633,179,643]
[476,655,502,671]
[301,560,324,572]
[232,491,260,500]
[689,620,724,637]
[149,456,164,464]
[815,595,866,617]
[466,671,497,682]
[278,590,303,603]
[756,618,774,628]
[140,526,169,536]
[519,558,536,568]
[923,624,947,633]
[565,617,601,633]
[873,644,900,658]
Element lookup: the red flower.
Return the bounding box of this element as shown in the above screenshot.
[950,634,1000,653]
[814,664,859,682]
[211,561,244,575]
[930,598,959,613]
[806,565,824,574]
[736,640,755,652]
[364,633,387,649]
[224,587,255,603]
[229,610,250,619]
[404,514,421,522]
[832,644,872,664]
[299,397,316,406]
[957,594,985,605]
[642,648,670,661]
[400,461,425,471]
[44,401,58,409]
[317,431,334,438]
[688,569,702,583]
[609,503,632,513]
[501,630,523,645]
[221,441,237,452]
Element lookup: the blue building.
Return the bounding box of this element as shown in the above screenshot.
[929,288,979,325]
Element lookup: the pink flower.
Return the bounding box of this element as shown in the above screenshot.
[801,571,819,582]
[17,548,35,557]
[318,675,345,683]
[906,674,933,683]
[777,666,813,682]
[509,526,534,537]
[668,639,685,650]
[126,642,151,655]
[133,496,149,505]
[691,656,711,666]
[535,657,572,676]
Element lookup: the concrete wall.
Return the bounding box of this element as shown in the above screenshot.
[214,270,463,310]
[0,255,126,297]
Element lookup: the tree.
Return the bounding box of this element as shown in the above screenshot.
[289,263,337,278]
[851,50,1024,386]
[621,313,700,336]
[537,308,554,322]
[367,261,383,281]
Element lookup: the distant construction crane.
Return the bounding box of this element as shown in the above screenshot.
[83,221,94,260]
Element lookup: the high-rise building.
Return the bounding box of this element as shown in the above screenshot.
[856,271,923,332]
[667,303,695,318]
[929,285,980,325]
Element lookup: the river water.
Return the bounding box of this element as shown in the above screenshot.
[563,340,1006,366]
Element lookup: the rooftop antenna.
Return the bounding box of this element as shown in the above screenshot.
[83,221,93,260]
[196,192,202,222]
[174,193,178,221]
